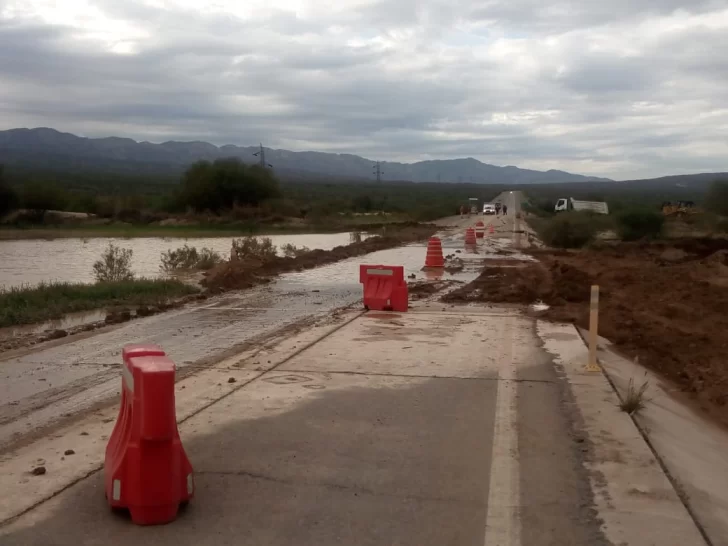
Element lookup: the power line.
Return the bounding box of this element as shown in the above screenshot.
[253,143,273,169]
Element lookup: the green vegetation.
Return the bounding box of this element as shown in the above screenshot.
[0,165,19,217]
[231,236,278,261]
[705,180,728,216]
[0,279,198,328]
[179,158,281,212]
[533,212,600,248]
[93,243,135,282]
[280,243,310,258]
[160,245,223,272]
[619,373,650,415]
[616,209,665,241]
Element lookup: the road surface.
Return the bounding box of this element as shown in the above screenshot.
[0,190,706,546]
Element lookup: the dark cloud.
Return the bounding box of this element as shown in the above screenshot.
[0,1,726,179]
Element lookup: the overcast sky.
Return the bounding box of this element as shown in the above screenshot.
[1,0,726,180]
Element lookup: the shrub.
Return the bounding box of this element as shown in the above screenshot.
[231,236,277,261]
[280,243,310,258]
[93,243,135,282]
[616,210,665,241]
[539,212,598,248]
[704,180,728,216]
[160,245,223,272]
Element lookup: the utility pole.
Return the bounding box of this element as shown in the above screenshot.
[373,161,383,182]
[253,143,273,169]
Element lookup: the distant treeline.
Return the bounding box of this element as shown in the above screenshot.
[1,160,726,224]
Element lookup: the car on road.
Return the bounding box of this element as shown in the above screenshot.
[483,203,496,215]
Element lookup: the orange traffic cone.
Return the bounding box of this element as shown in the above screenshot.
[475,221,485,239]
[465,227,477,245]
[424,237,444,268]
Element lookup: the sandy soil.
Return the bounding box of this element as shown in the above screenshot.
[443,238,728,422]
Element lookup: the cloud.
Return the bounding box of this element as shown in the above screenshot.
[0,0,727,179]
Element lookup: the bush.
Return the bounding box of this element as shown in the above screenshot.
[539,212,598,248]
[522,199,554,218]
[231,236,277,261]
[160,245,223,272]
[0,165,19,217]
[280,243,310,258]
[21,180,68,220]
[616,210,665,241]
[93,243,135,282]
[180,158,281,213]
[704,180,728,216]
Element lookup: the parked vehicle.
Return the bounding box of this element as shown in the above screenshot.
[483,203,497,215]
[555,198,609,214]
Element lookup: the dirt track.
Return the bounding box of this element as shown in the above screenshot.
[443,238,728,421]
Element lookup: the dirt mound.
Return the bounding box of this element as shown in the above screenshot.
[202,225,437,292]
[445,239,728,421]
[442,263,547,304]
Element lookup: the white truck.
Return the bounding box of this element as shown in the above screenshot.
[554,198,609,215]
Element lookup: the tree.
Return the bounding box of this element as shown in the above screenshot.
[705,180,728,216]
[21,180,67,220]
[0,165,19,217]
[180,158,281,212]
[616,209,665,241]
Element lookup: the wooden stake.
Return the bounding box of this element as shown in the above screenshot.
[586,285,601,371]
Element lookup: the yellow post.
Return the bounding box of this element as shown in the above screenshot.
[586,285,601,372]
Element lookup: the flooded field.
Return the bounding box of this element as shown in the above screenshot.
[0,232,360,289]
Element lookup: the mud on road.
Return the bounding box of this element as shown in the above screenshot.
[443,238,728,422]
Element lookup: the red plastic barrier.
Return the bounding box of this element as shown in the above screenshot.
[105,344,194,525]
[359,265,408,312]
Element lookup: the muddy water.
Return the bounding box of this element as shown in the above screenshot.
[0,232,360,289]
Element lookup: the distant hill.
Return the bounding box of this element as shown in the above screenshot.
[0,127,612,184]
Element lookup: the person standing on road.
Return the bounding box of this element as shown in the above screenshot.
[503,204,508,215]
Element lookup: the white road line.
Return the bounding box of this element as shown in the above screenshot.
[483,290,522,546]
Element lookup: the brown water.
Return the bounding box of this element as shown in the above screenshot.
[0,233,359,289]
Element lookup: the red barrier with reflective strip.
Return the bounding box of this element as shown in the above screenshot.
[359,265,408,312]
[105,345,194,525]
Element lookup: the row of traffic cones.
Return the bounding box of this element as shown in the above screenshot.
[423,223,496,269]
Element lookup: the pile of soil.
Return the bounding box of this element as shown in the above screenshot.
[443,238,728,416]
[202,225,437,291]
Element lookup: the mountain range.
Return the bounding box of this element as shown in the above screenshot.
[0,127,613,184]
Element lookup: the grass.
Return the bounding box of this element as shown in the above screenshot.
[0,279,199,328]
[619,376,650,415]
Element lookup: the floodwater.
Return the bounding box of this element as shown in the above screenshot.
[0,232,360,289]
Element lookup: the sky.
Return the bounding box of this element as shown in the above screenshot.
[0,0,727,180]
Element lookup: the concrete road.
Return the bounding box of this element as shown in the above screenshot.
[0,194,706,545]
[1,311,612,546]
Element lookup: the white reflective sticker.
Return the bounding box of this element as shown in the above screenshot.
[112,479,121,501]
[366,269,394,276]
